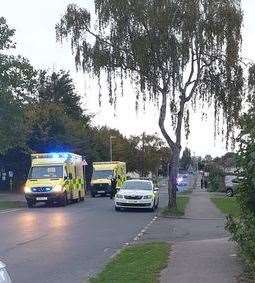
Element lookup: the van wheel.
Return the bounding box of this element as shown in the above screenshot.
[61,192,68,206]
[80,194,85,201]
[27,200,34,208]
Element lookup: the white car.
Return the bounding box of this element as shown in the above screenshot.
[114,179,159,211]
[0,262,12,283]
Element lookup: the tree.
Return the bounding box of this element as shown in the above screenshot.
[37,70,85,120]
[0,17,36,153]
[180,148,192,171]
[25,102,91,154]
[56,1,243,208]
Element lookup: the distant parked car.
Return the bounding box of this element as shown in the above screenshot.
[225,175,241,197]
[177,173,189,192]
[0,261,12,283]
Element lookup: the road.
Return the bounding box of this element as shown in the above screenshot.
[0,196,158,283]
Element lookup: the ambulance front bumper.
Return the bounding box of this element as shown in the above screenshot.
[25,192,64,203]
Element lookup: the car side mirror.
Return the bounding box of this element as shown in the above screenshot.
[64,176,68,181]
[154,187,159,192]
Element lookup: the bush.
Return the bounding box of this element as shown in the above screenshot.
[207,164,225,192]
[226,107,255,277]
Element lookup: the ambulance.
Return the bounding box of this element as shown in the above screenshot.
[24,153,86,207]
[90,161,127,197]
[90,162,126,197]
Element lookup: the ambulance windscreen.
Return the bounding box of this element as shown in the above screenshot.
[92,170,113,180]
[29,166,63,179]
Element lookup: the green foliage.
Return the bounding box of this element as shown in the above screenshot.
[207,163,225,192]
[180,148,192,170]
[90,127,170,176]
[56,0,243,139]
[0,17,36,154]
[57,0,244,209]
[89,242,169,283]
[0,92,27,153]
[37,70,85,120]
[226,98,255,277]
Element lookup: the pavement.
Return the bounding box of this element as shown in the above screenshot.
[0,195,157,283]
[141,179,242,283]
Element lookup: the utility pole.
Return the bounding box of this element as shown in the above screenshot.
[110,136,116,162]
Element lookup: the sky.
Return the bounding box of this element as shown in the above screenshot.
[1,0,255,157]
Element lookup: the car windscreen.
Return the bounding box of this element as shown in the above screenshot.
[29,166,63,179]
[122,181,152,191]
[92,170,113,180]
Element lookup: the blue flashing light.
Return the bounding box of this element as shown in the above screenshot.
[49,152,70,159]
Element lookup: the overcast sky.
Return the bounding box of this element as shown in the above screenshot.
[1,0,255,157]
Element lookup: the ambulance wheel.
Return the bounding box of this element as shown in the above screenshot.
[27,200,34,208]
[61,192,68,207]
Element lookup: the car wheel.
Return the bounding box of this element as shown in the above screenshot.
[115,206,121,211]
[226,188,234,197]
[27,200,34,208]
[61,192,68,206]
[91,192,96,198]
[149,202,156,212]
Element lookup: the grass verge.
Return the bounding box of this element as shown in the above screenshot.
[211,197,240,217]
[89,242,170,283]
[161,196,189,217]
[0,201,25,210]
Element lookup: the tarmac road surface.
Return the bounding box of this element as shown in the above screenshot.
[0,196,157,283]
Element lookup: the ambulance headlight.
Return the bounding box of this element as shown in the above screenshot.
[24,186,31,193]
[53,185,62,192]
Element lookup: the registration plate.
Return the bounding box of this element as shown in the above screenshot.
[98,190,105,194]
[36,197,48,201]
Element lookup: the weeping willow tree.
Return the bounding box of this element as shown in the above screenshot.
[56,0,244,208]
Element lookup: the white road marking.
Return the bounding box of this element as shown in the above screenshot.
[0,208,24,214]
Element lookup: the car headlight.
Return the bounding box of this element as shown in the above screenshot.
[143,195,153,199]
[24,186,31,193]
[115,194,124,199]
[53,185,62,192]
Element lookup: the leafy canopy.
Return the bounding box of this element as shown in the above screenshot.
[56,0,243,142]
[0,17,36,153]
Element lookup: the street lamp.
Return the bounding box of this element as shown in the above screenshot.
[110,136,116,162]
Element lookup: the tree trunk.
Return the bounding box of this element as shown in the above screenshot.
[158,89,184,209]
[168,146,180,209]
